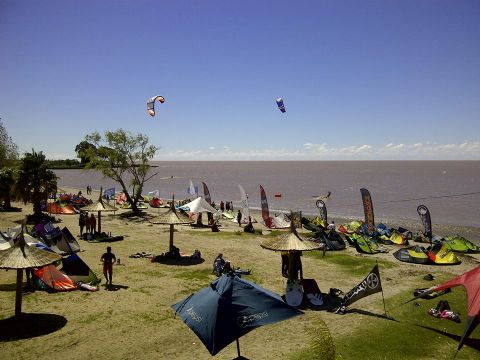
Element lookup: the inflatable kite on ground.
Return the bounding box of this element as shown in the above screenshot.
[276,98,286,113]
[147,95,165,117]
[408,266,480,352]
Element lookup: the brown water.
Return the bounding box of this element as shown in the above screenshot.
[55,161,480,227]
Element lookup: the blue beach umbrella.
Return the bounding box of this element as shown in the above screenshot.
[171,273,303,357]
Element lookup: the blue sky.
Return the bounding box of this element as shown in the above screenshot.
[1,1,479,160]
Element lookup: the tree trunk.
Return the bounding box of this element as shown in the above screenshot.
[3,193,11,209]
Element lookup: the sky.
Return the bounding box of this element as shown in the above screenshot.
[1,0,479,161]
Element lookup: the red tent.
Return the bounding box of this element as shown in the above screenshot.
[428,266,480,351]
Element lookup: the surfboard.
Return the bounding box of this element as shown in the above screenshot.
[285,280,303,307]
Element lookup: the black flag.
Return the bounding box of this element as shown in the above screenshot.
[417,205,432,240]
[336,264,382,313]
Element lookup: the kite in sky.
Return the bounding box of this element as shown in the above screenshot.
[147,95,165,116]
[276,98,286,113]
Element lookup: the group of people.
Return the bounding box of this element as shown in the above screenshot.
[219,201,233,212]
[79,212,97,236]
[213,253,233,276]
[86,185,92,195]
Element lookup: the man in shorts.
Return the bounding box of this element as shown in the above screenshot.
[101,246,116,286]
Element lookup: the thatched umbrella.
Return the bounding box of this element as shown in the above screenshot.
[0,231,61,316]
[149,195,193,252]
[261,218,322,281]
[81,188,118,234]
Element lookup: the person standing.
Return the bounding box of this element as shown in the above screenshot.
[292,251,303,280]
[236,209,242,227]
[79,212,86,237]
[89,213,96,234]
[85,212,91,235]
[100,246,116,286]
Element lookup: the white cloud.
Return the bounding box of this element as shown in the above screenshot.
[142,141,480,161]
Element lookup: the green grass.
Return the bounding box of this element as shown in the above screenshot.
[78,313,102,325]
[335,287,479,359]
[289,316,336,360]
[173,268,212,282]
[304,251,396,275]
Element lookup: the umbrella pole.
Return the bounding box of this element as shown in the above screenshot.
[98,210,101,234]
[15,269,23,317]
[236,338,241,358]
[169,224,174,252]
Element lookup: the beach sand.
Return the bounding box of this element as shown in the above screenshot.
[0,188,479,359]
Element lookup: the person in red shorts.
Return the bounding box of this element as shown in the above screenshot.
[100,246,116,286]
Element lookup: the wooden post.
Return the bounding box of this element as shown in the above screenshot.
[97,211,102,234]
[169,224,174,252]
[15,269,23,317]
[236,338,241,358]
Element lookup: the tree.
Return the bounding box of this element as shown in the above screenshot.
[0,168,16,209]
[81,129,158,215]
[75,140,96,164]
[0,120,19,210]
[0,120,19,168]
[16,149,57,219]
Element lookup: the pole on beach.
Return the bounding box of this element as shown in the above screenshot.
[169,224,174,252]
[15,269,23,317]
[377,260,388,317]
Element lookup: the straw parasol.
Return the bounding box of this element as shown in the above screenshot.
[149,195,193,252]
[261,216,322,281]
[81,187,118,234]
[0,228,61,316]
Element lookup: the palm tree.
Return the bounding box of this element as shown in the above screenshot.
[16,149,57,220]
[0,168,16,210]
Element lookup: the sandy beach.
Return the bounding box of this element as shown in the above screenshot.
[1,187,479,359]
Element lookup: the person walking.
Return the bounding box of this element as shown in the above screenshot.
[236,210,242,227]
[100,246,116,286]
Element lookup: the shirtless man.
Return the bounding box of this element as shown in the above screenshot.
[101,246,116,286]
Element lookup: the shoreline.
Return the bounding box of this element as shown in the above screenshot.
[53,186,480,246]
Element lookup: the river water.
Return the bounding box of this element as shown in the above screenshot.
[54,161,480,228]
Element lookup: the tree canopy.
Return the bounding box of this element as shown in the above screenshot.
[79,129,158,214]
[0,120,18,168]
[16,149,57,219]
[0,121,18,209]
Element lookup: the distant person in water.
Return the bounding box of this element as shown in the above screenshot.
[101,246,116,286]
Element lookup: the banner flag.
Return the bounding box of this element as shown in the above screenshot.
[259,185,271,227]
[360,188,375,235]
[337,264,382,313]
[315,200,327,222]
[417,205,432,240]
[202,182,212,204]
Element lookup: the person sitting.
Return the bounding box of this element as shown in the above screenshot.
[244,221,255,233]
[327,221,336,231]
[213,253,226,276]
[191,249,202,259]
[223,260,233,273]
[211,222,220,232]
